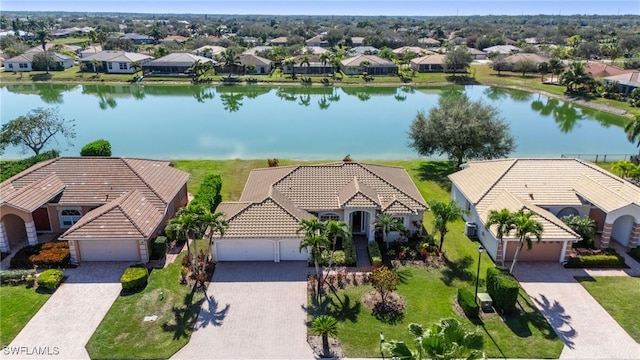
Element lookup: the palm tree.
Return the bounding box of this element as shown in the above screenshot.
[429,200,467,252]
[624,115,640,147]
[319,52,331,75]
[284,57,296,79]
[189,59,212,82]
[34,22,51,73]
[485,208,515,267]
[165,208,202,274]
[299,54,310,74]
[373,213,404,246]
[200,210,228,273]
[560,62,590,93]
[537,62,550,82]
[297,218,326,237]
[359,60,371,75]
[548,58,564,83]
[130,61,142,77]
[324,220,351,267]
[386,318,484,360]
[95,31,108,48]
[611,160,635,178]
[299,233,330,297]
[310,315,338,358]
[509,209,544,274]
[220,48,240,78]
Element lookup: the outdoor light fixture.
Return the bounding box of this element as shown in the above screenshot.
[475,245,484,303]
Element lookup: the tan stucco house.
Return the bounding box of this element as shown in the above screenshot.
[449,159,640,264]
[214,162,428,262]
[0,157,189,263]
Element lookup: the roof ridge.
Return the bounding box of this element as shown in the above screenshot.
[121,158,167,205]
[2,158,58,184]
[475,159,518,205]
[62,190,132,237]
[116,190,153,236]
[5,173,60,202]
[519,197,580,238]
[359,163,426,208]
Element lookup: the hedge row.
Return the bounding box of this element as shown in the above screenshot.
[121,265,149,291]
[486,267,519,315]
[38,269,63,292]
[0,269,36,285]
[10,242,71,269]
[457,288,479,318]
[368,241,382,267]
[0,150,59,182]
[343,237,357,265]
[151,236,167,260]
[190,174,223,212]
[565,249,627,268]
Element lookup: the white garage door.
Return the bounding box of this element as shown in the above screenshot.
[280,239,308,261]
[78,240,141,262]
[215,240,275,261]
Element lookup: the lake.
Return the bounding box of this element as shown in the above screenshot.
[0,83,635,160]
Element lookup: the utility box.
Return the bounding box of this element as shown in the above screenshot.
[476,292,493,311]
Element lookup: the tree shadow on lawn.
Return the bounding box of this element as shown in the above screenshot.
[415,161,457,191]
[440,255,475,286]
[194,293,230,329]
[480,322,508,360]
[305,292,361,323]
[395,266,413,285]
[162,287,206,340]
[502,292,566,343]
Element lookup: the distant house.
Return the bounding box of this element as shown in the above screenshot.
[4,52,74,72]
[302,46,329,55]
[351,37,365,46]
[483,45,520,55]
[143,53,214,75]
[25,43,80,55]
[79,46,103,58]
[418,37,440,46]
[603,72,640,97]
[270,37,288,46]
[0,30,33,39]
[305,35,327,47]
[341,54,397,76]
[350,46,380,56]
[79,51,153,74]
[392,46,429,58]
[112,33,155,45]
[161,35,189,44]
[243,46,272,55]
[504,53,550,70]
[467,48,487,60]
[410,54,447,72]
[283,54,333,76]
[192,45,226,58]
[585,62,634,79]
[236,53,273,75]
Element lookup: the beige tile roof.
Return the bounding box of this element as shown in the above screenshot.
[392,46,427,55]
[383,199,416,215]
[504,53,550,65]
[0,174,65,212]
[573,175,640,212]
[337,177,380,208]
[411,54,446,65]
[341,55,397,67]
[60,190,163,240]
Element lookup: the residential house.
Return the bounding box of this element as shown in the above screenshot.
[350,46,380,56]
[283,54,332,76]
[341,54,398,75]
[418,37,440,46]
[585,62,635,79]
[503,53,550,70]
[143,53,214,75]
[449,159,640,264]
[603,72,640,97]
[192,45,226,59]
[236,53,273,75]
[161,35,189,44]
[112,33,156,45]
[4,52,74,72]
[302,46,329,55]
[270,37,288,46]
[305,35,328,47]
[483,45,520,55]
[410,54,447,72]
[0,157,189,263]
[79,51,153,74]
[393,46,429,58]
[213,162,428,262]
[243,46,272,55]
[467,48,487,60]
[79,46,103,59]
[351,37,365,46]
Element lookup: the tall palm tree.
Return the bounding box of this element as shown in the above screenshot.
[299,233,330,297]
[537,62,550,82]
[165,208,201,274]
[386,318,484,360]
[299,54,310,74]
[373,213,404,246]
[548,58,564,83]
[310,315,338,358]
[560,62,590,93]
[319,52,331,75]
[485,208,515,267]
[510,209,544,274]
[624,115,640,148]
[34,22,51,73]
[324,220,351,267]
[221,48,239,78]
[95,31,108,48]
[200,210,228,273]
[297,218,326,237]
[130,61,142,77]
[284,57,296,79]
[429,200,467,251]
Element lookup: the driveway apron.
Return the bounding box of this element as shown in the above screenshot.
[514,263,640,359]
[4,263,127,360]
[173,261,314,359]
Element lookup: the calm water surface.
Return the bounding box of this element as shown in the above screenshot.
[0,83,634,160]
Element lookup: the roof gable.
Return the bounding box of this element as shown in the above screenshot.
[0,174,65,212]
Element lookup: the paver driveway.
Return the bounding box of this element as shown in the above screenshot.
[173,261,314,359]
[514,263,640,359]
[4,263,127,360]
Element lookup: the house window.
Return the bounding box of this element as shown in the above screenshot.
[107,62,113,70]
[119,62,127,70]
[319,213,340,221]
[19,63,28,69]
[59,209,82,228]
[394,217,405,227]
[7,64,13,69]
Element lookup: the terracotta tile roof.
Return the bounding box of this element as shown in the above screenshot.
[383,199,416,215]
[0,174,65,212]
[60,190,163,240]
[337,177,380,208]
[237,53,272,66]
[585,62,634,78]
[393,46,427,55]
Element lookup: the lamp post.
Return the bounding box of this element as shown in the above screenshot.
[475,245,484,303]
[379,331,385,359]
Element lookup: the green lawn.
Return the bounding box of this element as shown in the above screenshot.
[0,285,51,347]
[86,252,206,359]
[576,276,640,342]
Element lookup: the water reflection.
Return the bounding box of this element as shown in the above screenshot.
[219,92,244,112]
[4,83,78,104]
[530,96,584,133]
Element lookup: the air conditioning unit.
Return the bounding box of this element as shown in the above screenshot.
[464,222,478,238]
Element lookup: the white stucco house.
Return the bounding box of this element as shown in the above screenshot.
[449,159,640,264]
[214,162,428,262]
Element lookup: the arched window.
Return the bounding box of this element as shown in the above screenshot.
[557,207,579,219]
[60,209,82,228]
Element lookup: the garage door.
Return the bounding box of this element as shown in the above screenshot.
[78,240,141,262]
[505,241,563,262]
[280,239,308,261]
[215,240,275,261]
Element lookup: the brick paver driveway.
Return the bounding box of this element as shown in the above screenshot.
[4,263,127,360]
[173,261,314,359]
[514,263,640,359]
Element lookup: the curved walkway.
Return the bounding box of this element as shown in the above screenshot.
[514,262,640,359]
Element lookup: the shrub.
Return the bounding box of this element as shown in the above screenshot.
[629,247,640,264]
[0,150,59,182]
[368,241,382,267]
[565,249,626,268]
[38,269,63,291]
[190,173,222,212]
[343,236,357,265]
[80,139,112,156]
[151,236,167,260]
[486,267,519,315]
[457,288,480,318]
[10,241,70,269]
[0,269,36,285]
[120,265,149,291]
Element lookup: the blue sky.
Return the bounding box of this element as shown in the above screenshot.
[1,0,639,16]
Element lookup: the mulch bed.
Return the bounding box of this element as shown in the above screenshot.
[307,335,345,358]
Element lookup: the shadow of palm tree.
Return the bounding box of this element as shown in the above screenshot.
[195,294,230,329]
[531,294,575,348]
[161,288,206,340]
[305,293,361,323]
[395,266,413,284]
[440,255,474,286]
[415,161,457,190]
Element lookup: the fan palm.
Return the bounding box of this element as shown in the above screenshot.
[200,210,228,273]
[486,208,515,267]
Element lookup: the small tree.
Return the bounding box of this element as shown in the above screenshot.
[310,315,338,358]
[374,213,404,246]
[0,107,75,156]
[429,200,467,251]
[513,58,537,77]
[80,139,112,156]
[492,55,508,75]
[561,215,596,247]
[625,115,640,147]
[444,47,473,75]
[510,209,543,274]
[370,266,398,306]
[486,208,515,267]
